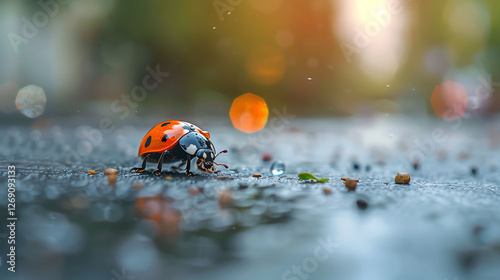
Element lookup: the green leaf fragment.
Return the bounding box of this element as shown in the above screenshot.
[298,173,330,183]
[298,173,316,180]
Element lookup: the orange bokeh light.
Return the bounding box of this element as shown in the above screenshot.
[246,45,285,86]
[229,93,269,133]
[431,81,468,121]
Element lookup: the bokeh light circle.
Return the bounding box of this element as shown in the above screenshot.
[16,85,47,118]
[230,93,269,133]
[431,81,468,121]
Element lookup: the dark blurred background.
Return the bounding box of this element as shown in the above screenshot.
[0,0,499,121]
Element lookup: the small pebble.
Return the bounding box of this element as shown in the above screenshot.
[322,188,332,195]
[471,166,478,176]
[88,170,98,175]
[395,173,410,184]
[252,174,262,178]
[412,160,420,170]
[165,176,173,181]
[262,153,273,162]
[356,199,368,210]
[218,189,233,209]
[104,168,118,175]
[341,178,359,192]
[352,163,360,170]
[238,184,249,190]
[133,181,144,190]
[365,165,371,172]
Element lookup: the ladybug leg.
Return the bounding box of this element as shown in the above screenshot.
[185,156,194,176]
[130,154,150,173]
[171,160,187,170]
[153,150,170,176]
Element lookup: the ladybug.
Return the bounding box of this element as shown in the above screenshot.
[130,121,227,176]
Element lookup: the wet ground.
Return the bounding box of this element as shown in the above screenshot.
[1,116,500,280]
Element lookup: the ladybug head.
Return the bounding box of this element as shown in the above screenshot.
[195,149,228,173]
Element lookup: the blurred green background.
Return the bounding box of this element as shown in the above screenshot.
[0,0,499,121]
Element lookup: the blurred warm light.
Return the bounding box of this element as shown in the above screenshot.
[307,57,319,68]
[230,93,269,133]
[334,0,409,84]
[275,30,294,48]
[246,45,285,86]
[360,40,400,82]
[443,65,491,114]
[444,0,489,46]
[249,0,284,13]
[431,81,468,120]
[69,0,116,18]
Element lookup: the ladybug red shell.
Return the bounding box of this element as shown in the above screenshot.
[138,121,210,156]
[131,121,227,176]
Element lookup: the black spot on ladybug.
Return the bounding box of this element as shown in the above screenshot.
[161,122,171,127]
[161,135,168,142]
[145,136,152,148]
[183,125,195,131]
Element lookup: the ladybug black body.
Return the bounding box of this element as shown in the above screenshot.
[130,121,227,175]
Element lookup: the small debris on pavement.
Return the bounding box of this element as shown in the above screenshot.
[412,160,420,170]
[262,152,273,162]
[104,168,118,175]
[395,173,410,184]
[341,178,359,191]
[471,166,478,176]
[352,162,360,170]
[356,199,368,210]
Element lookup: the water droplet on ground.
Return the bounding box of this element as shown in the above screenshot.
[270,161,285,176]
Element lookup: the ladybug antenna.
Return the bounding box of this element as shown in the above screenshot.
[214,150,228,159]
[214,162,228,169]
